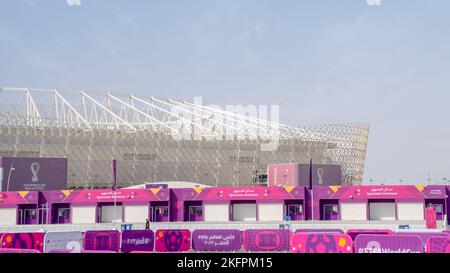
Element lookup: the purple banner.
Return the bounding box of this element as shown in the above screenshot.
[243,229,291,252]
[0,157,67,191]
[298,164,342,186]
[192,229,241,251]
[354,234,424,253]
[83,230,120,252]
[121,230,154,253]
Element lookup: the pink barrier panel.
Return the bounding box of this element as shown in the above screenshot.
[121,230,154,253]
[154,229,191,252]
[48,249,73,253]
[82,250,117,253]
[346,229,393,240]
[396,232,449,247]
[426,237,450,253]
[192,229,241,251]
[0,232,44,253]
[354,234,424,253]
[0,248,41,253]
[83,230,120,252]
[291,233,353,253]
[296,229,344,234]
[243,229,292,252]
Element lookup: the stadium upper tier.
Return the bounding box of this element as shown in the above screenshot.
[0,87,369,187]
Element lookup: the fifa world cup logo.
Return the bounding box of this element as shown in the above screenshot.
[31,162,40,183]
[317,167,324,185]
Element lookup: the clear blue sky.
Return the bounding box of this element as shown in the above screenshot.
[1,0,449,185]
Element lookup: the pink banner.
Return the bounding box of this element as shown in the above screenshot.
[268,164,297,186]
[0,232,44,252]
[83,230,121,252]
[243,229,292,252]
[426,207,437,229]
[154,229,191,252]
[426,237,450,253]
[291,233,353,253]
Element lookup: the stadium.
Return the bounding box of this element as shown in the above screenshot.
[0,87,369,189]
[0,88,449,254]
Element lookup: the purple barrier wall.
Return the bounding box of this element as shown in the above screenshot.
[354,234,424,253]
[426,237,450,253]
[121,230,154,253]
[296,229,344,234]
[83,230,120,252]
[243,229,291,252]
[192,229,241,251]
[0,232,44,252]
[346,229,393,240]
[154,229,191,252]
[291,233,353,253]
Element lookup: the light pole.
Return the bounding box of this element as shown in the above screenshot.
[0,166,3,192]
[113,190,117,230]
[112,159,118,230]
[6,163,15,192]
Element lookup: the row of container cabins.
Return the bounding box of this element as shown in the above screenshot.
[0,185,448,226]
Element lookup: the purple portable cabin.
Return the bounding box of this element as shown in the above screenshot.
[312,185,447,221]
[0,191,41,225]
[170,186,307,222]
[42,188,170,224]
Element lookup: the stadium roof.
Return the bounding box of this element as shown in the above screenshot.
[0,87,363,142]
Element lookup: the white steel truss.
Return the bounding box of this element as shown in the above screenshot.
[0,87,369,186]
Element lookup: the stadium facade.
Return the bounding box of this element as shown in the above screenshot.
[0,87,369,188]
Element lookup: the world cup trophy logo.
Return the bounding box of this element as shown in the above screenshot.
[30,162,40,183]
[317,167,324,185]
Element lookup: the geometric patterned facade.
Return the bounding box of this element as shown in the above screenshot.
[0,87,369,188]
